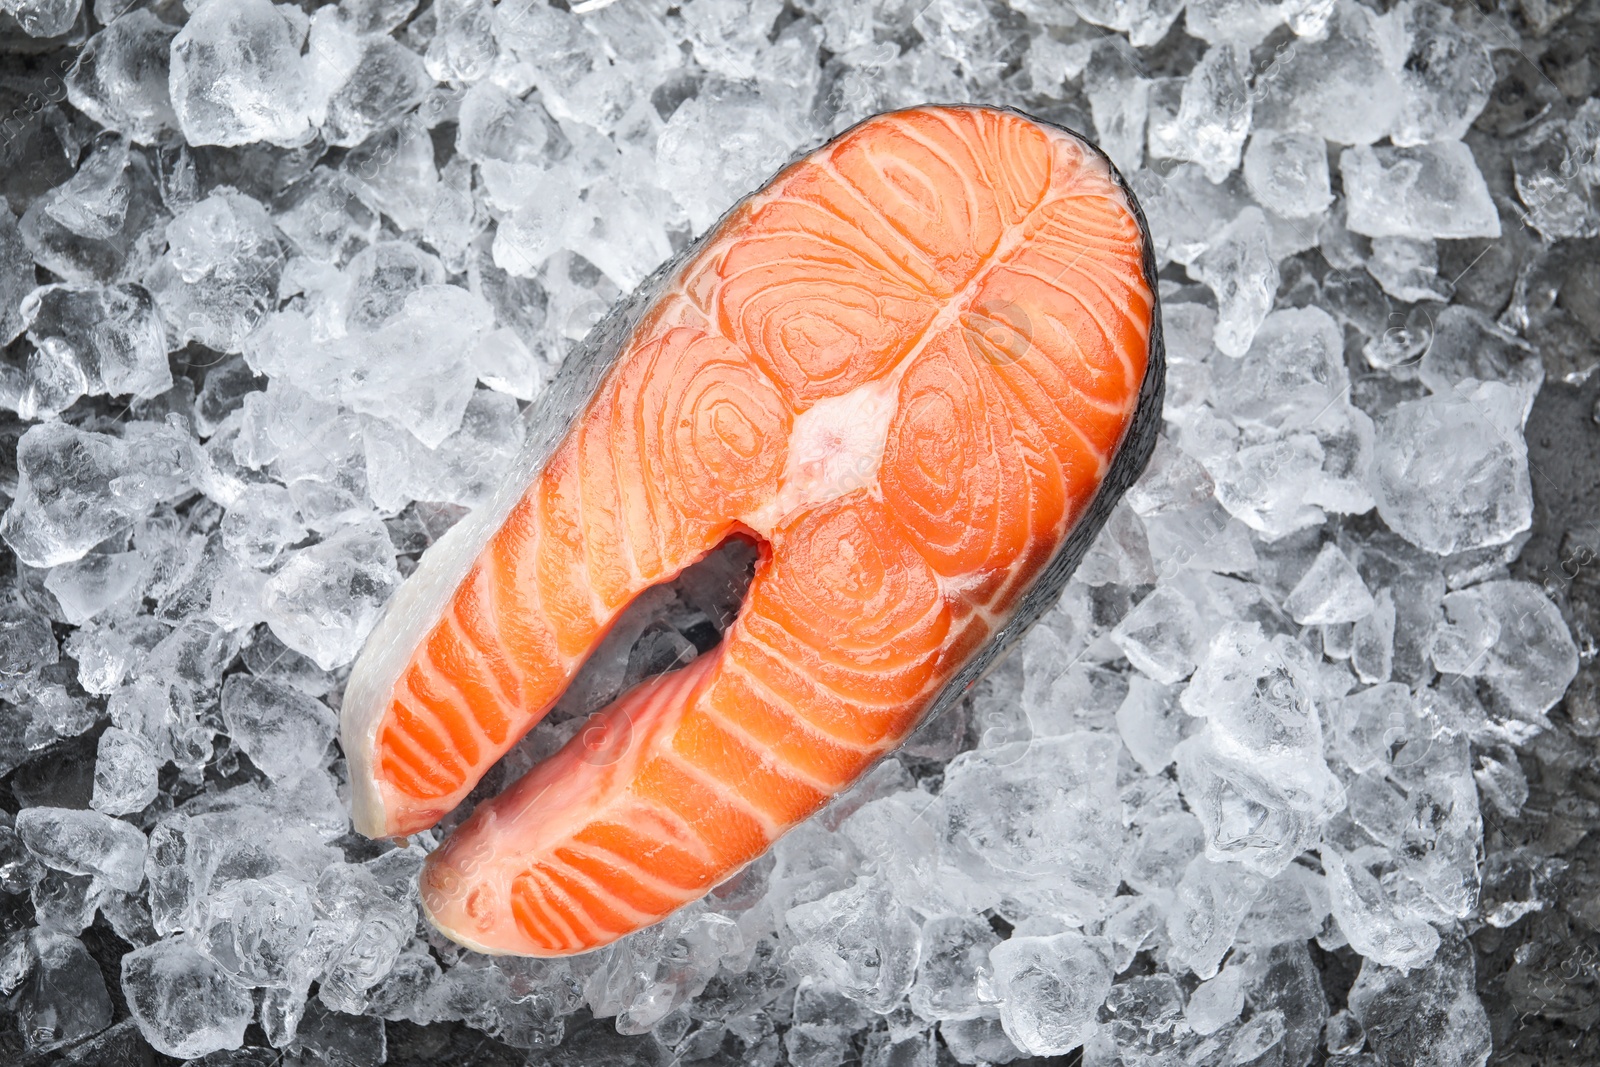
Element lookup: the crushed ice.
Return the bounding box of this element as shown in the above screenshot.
[0,0,1594,1064]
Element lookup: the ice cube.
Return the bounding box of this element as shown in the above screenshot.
[14,806,147,891]
[1365,236,1452,303]
[1123,811,1205,900]
[65,9,179,145]
[1111,586,1203,685]
[1184,0,1286,47]
[43,135,132,242]
[1190,208,1279,358]
[785,877,919,1013]
[0,199,33,345]
[260,519,400,670]
[1243,130,1333,219]
[1175,727,1340,876]
[1165,855,1266,978]
[20,282,172,401]
[169,0,315,148]
[1340,142,1502,241]
[1285,542,1375,624]
[120,937,255,1058]
[344,285,495,448]
[220,674,338,784]
[1219,308,1348,431]
[989,932,1111,1056]
[272,170,380,264]
[425,0,498,86]
[221,482,306,569]
[341,118,440,233]
[1372,382,1532,555]
[91,726,160,816]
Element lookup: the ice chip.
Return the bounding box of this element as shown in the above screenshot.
[2,0,80,37]
[1190,208,1279,358]
[1284,542,1375,624]
[197,874,313,987]
[2,423,153,568]
[260,519,400,670]
[785,876,919,1013]
[220,674,338,783]
[989,932,1111,1056]
[1390,1,1496,147]
[1165,855,1266,979]
[1417,305,1544,421]
[169,0,314,148]
[941,734,1122,921]
[91,726,161,816]
[120,937,255,1058]
[1085,42,1150,176]
[14,806,147,892]
[1243,129,1333,219]
[1373,383,1532,555]
[1323,847,1440,970]
[20,282,172,401]
[1340,142,1502,241]
[1070,0,1185,47]
[321,31,431,148]
[12,929,113,1053]
[908,915,999,1022]
[1346,931,1491,1067]
[1111,585,1203,684]
[66,10,179,144]
[148,189,283,353]
[1116,674,1183,774]
[657,91,805,234]
[1210,306,1348,432]
[1174,727,1340,877]
[1186,964,1247,1033]
[1431,581,1578,721]
[1252,0,1402,146]
[1172,44,1253,183]
[1351,588,1396,684]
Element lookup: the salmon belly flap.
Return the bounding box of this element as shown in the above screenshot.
[340,105,1161,956]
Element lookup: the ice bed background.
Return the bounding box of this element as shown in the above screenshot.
[0,0,1596,1064]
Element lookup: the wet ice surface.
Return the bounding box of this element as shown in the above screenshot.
[0,2,1596,1066]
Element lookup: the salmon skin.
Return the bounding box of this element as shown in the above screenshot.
[341,105,1165,956]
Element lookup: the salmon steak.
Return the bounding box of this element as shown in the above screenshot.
[341,105,1164,956]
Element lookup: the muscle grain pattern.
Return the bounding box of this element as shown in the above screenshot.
[341,105,1159,956]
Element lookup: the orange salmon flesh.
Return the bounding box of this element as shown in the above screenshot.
[341,105,1162,956]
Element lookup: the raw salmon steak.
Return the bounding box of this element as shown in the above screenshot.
[341,105,1164,956]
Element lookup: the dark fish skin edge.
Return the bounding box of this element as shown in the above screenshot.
[511,103,1166,757]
